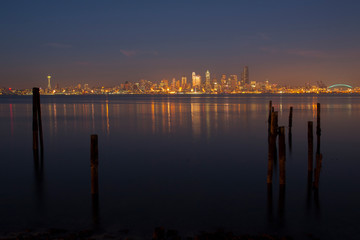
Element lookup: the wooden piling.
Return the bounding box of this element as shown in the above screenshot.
[308,121,313,172]
[278,126,286,185]
[270,112,278,136]
[288,106,293,129]
[36,90,44,157]
[91,134,99,195]
[316,103,321,136]
[267,135,275,184]
[32,88,39,154]
[32,87,44,160]
[268,100,272,131]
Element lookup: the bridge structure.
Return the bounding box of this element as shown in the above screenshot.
[327,84,353,89]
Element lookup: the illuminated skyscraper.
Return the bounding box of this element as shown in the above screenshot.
[241,66,249,85]
[192,72,201,89]
[205,70,211,92]
[47,75,51,90]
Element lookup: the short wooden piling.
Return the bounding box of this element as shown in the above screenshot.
[278,126,286,185]
[91,134,99,195]
[308,121,313,172]
[270,112,278,136]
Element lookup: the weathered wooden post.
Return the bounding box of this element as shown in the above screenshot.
[316,103,321,154]
[91,134,99,195]
[267,135,275,184]
[32,87,44,160]
[308,121,313,172]
[279,126,286,185]
[288,106,293,129]
[32,88,39,155]
[270,112,278,136]
[36,90,44,158]
[268,100,272,132]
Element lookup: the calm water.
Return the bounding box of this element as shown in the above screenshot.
[1,95,360,239]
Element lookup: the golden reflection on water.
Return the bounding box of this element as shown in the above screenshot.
[26,98,360,139]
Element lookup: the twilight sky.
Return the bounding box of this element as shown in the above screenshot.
[1,0,360,89]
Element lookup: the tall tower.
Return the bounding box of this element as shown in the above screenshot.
[205,70,211,92]
[47,75,51,90]
[242,66,249,85]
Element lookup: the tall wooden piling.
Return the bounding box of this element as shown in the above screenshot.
[91,134,99,195]
[32,88,39,154]
[288,106,293,129]
[316,103,321,154]
[36,90,44,157]
[278,126,286,185]
[270,112,278,136]
[32,87,44,159]
[308,121,313,172]
[316,103,321,135]
[267,135,275,184]
[268,101,272,132]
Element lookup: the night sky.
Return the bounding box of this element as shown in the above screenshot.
[1,0,360,89]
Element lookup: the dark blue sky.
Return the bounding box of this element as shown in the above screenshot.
[1,0,360,88]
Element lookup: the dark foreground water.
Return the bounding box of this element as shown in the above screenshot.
[0,94,360,239]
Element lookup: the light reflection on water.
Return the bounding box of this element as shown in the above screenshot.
[1,95,360,239]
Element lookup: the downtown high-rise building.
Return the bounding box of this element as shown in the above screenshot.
[192,72,201,89]
[205,70,211,92]
[241,66,249,85]
[181,76,187,88]
[47,75,51,90]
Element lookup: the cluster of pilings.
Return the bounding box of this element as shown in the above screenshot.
[267,100,323,220]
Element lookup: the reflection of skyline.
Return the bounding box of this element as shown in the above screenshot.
[3,100,343,139]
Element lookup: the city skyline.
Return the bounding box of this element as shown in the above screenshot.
[1,1,360,88]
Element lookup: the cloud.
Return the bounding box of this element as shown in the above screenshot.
[45,42,72,48]
[120,49,159,57]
